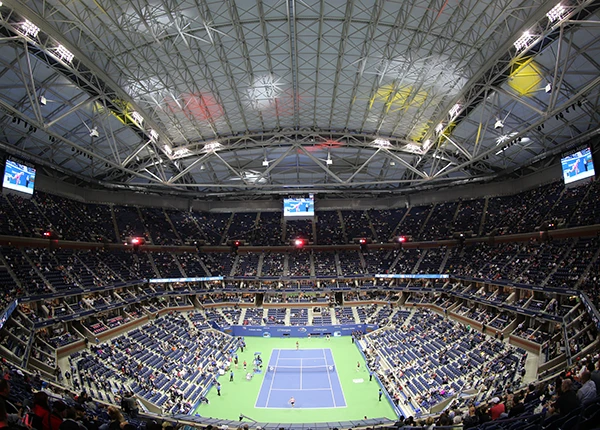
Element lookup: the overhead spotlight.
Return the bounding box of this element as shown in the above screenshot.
[326,154,333,165]
[545,83,552,93]
[89,127,99,138]
[494,119,504,129]
[39,96,47,105]
[262,159,269,166]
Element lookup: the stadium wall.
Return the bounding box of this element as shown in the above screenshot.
[34,162,561,212]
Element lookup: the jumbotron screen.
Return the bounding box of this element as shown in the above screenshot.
[561,147,595,185]
[283,194,315,217]
[3,159,36,195]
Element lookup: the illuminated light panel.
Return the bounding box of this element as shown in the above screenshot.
[547,4,566,22]
[131,111,144,124]
[514,31,535,51]
[496,132,517,145]
[404,143,423,154]
[21,20,40,37]
[449,103,461,118]
[56,45,74,63]
[173,147,190,158]
[247,75,283,110]
[508,59,543,96]
[422,139,432,152]
[373,138,391,147]
[204,142,221,152]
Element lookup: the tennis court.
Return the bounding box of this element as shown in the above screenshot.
[255,348,346,408]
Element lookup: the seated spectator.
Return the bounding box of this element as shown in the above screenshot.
[31,392,51,430]
[508,393,525,417]
[462,405,479,429]
[489,396,505,420]
[577,370,596,406]
[549,378,580,417]
[591,360,600,396]
[99,406,124,430]
[50,401,66,430]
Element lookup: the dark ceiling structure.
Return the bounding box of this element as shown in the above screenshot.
[0,0,599,200]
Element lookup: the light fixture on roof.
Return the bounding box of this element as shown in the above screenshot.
[39,96,47,105]
[514,31,535,51]
[373,138,391,147]
[131,111,144,125]
[163,144,172,155]
[204,141,221,152]
[494,119,504,129]
[150,129,159,141]
[56,45,74,63]
[262,158,269,166]
[545,83,552,93]
[547,4,566,22]
[326,153,333,165]
[21,20,40,37]
[449,103,461,118]
[83,122,99,138]
[435,123,444,134]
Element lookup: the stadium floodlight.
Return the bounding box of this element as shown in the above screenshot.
[39,96,47,105]
[204,141,221,152]
[262,158,269,166]
[547,4,566,22]
[56,45,74,63]
[494,119,504,129]
[131,111,144,125]
[89,127,99,138]
[326,154,333,165]
[545,83,552,93]
[435,123,444,134]
[21,20,40,38]
[373,138,391,147]
[423,139,432,152]
[449,103,461,118]
[514,31,535,51]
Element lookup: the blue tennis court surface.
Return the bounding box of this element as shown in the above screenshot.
[255,348,346,408]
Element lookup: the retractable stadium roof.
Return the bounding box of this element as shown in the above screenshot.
[0,0,599,200]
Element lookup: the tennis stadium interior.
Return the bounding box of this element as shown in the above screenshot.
[1,0,600,429]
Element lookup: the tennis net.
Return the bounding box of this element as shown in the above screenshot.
[267,364,335,373]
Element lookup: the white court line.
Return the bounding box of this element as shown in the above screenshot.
[300,357,302,390]
[322,349,336,407]
[263,348,281,408]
